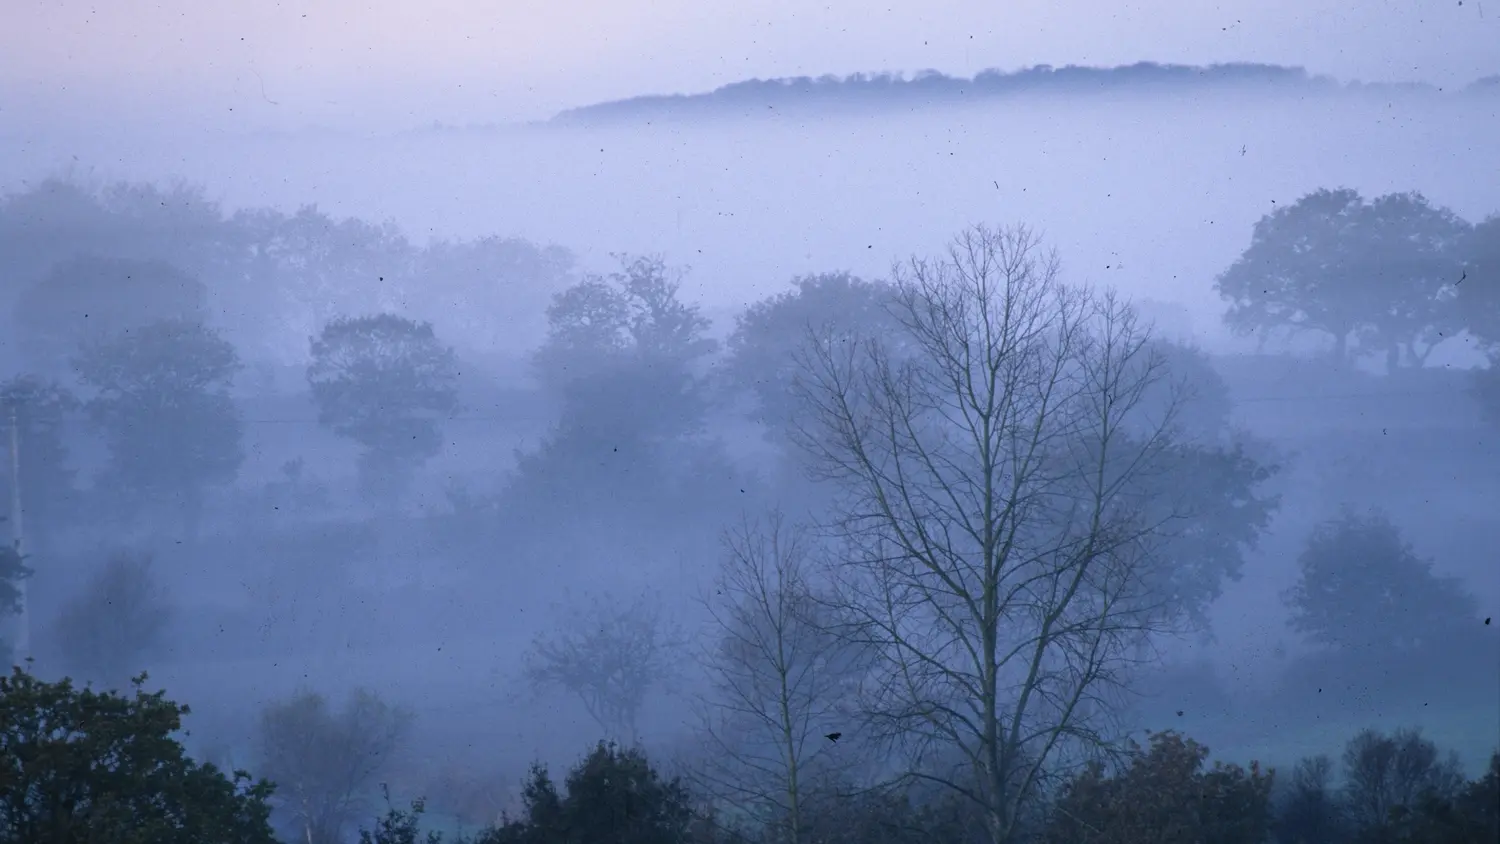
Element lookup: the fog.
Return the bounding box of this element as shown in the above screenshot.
[1,67,1497,842]
[10,88,1497,350]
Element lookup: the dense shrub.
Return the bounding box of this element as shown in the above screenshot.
[480,742,695,844]
[1045,731,1274,844]
[0,665,276,844]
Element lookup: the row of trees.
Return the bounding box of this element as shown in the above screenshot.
[0,306,460,547]
[0,178,574,371]
[511,504,1486,842]
[13,183,1491,556]
[507,224,1281,844]
[506,223,1491,844]
[3,664,1496,844]
[3,191,1490,842]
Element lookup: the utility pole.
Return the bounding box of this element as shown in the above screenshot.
[9,404,25,661]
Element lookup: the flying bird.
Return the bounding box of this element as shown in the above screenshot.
[825,732,842,743]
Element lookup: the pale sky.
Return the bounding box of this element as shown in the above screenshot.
[3,0,1497,131]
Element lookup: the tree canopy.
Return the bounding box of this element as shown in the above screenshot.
[723,272,899,439]
[0,666,277,844]
[1282,509,1481,654]
[484,742,695,844]
[74,318,244,534]
[307,313,461,507]
[510,255,723,522]
[16,255,209,377]
[1215,188,1469,367]
[1045,731,1274,844]
[534,254,718,443]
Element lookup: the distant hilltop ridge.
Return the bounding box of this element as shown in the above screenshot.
[551,62,1500,124]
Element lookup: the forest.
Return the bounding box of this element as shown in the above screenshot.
[0,177,1496,844]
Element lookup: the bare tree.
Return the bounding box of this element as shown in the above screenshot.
[1341,727,1466,833]
[255,688,412,844]
[695,511,871,844]
[53,550,171,690]
[789,223,1206,844]
[522,589,684,746]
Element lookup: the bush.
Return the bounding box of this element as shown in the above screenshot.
[0,665,276,843]
[482,742,695,844]
[1046,731,1274,844]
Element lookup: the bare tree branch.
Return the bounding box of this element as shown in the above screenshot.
[522,588,685,746]
[692,511,873,844]
[788,223,1202,844]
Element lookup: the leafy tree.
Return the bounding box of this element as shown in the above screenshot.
[512,255,723,524]
[52,551,172,691]
[1134,340,1234,444]
[1458,214,1500,348]
[227,206,417,362]
[1117,341,1281,630]
[532,255,717,445]
[0,665,277,843]
[484,742,695,844]
[1282,509,1480,654]
[1463,216,1500,428]
[0,377,79,553]
[1215,188,1469,367]
[1045,731,1274,844]
[723,272,900,440]
[521,590,685,746]
[256,687,413,844]
[16,255,209,377]
[0,538,29,664]
[1129,438,1281,630]
[1352,193,1470,368]
[307,313,461,509]
[74,318,244,535]
[357,792,444,844]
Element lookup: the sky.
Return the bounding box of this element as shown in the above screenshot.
[4,0,1498,132]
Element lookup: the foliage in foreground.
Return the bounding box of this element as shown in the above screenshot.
[0,665,277,844]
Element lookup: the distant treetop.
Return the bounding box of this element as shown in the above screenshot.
[551,62,1490,125]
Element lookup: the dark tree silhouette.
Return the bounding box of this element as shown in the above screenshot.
[74,318,244,535]
[1282,509,1480,654]
[307,313,461,509]
[1045,731,1274,844]
[0,666,277,843]
[1215,188,1469,367]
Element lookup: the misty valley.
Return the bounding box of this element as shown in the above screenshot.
[1,65,1498,844]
